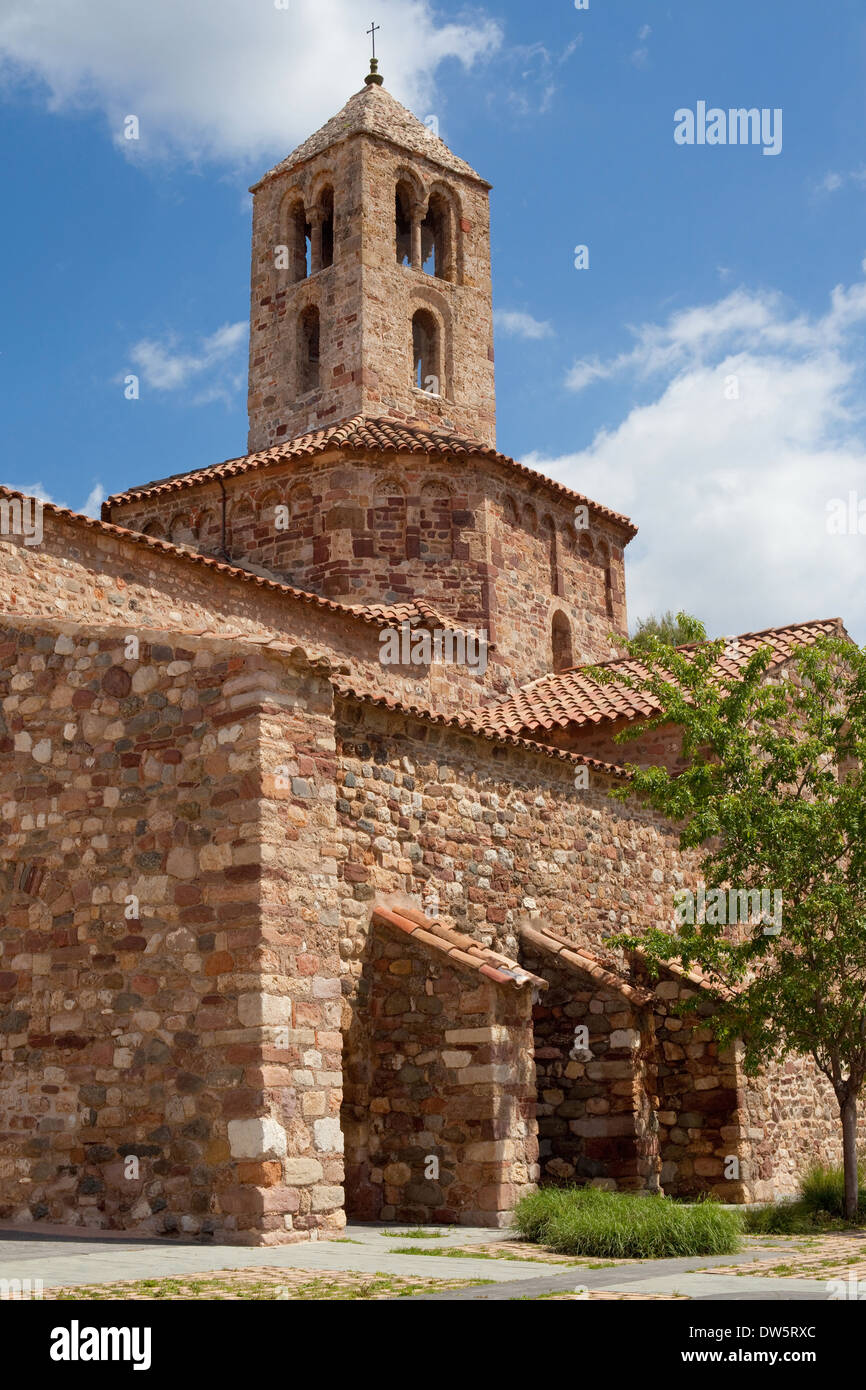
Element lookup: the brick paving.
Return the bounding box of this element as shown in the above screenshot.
[704,1233,866,1281]
[40,1266,482,1301]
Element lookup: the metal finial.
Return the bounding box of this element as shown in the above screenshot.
[365,20,383,85]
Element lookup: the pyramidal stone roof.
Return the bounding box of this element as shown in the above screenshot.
[250,79,488,191]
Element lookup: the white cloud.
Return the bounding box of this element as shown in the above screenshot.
[500,37,581,118]
[80,483,105,517]
[630,24,652,68]
[0,0,502,165]
[814,168,866,196]
[495,310,554,340]
[5,481,106,515]
[819,172,844,194]
[565,278,866,392]
[129,321,246,404]
[535,272,866,644]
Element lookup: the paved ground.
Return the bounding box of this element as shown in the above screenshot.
[0,1224,551,1289]
[0,1223,855,1300]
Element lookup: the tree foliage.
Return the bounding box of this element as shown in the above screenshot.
[630,610,706,652]
[593,615,866,1219]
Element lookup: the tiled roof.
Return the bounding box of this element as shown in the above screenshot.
[101,415,637,538]
[520,923,736,1003]
[638,953,737,1003]
[482,619,846,737]
[250,81,487,191]
[331,673,631,777]
[519,924,653,1006]
[351,598,488,648]
[353,598,453,627]
[372,903,546,989]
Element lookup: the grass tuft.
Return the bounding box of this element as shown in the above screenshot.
[381,1228,447,1239]
[744,1158,866,1235]
[514,1186,742,1260]
[800,1159,866,1220]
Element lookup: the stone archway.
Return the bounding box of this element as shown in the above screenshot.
[341,904,543,1226]
[519,924,660,1193]
[644,966,746,1201]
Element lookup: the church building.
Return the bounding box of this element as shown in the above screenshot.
[0,66,856,1243]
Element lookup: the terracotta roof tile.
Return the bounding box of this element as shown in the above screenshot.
[519,927,741,1006]
[636,953,737,1002]
[518,924,653,1005]
[101,415,636,538]
[373,904,546,990]
[353,598,456,629]
[331,673,631,777]
[483,618,846,737]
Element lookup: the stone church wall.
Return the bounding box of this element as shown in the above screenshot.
[0,510,493,713]
[520,950,655,1193]
[352,134,495,445]
[0,620,343,1242]
[334,696,683,1213]
[106,453,631,686]
[558,719,687,772]
[648,975,744,1200]
[247,131,366,449]
[333,698,862,1207]
[109,456,496,634]
[334,696,688,963]
[486,486,627,680]
[0,605,857,1239]
[739,1054,865,1202]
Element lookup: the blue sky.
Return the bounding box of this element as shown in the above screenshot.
[2,0,866,640]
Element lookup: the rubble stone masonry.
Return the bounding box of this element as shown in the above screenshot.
[106,454,630,688]
[0,620,342,1241]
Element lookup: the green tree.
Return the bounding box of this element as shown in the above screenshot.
[630,610,705,652]
[594,615,866,1221]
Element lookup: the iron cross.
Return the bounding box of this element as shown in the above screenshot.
[367,21,380,61]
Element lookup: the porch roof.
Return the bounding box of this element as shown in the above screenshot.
[372,903,547,990]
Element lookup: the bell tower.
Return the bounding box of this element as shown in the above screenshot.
[246,64,496,452]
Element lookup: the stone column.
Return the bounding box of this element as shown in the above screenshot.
[410,203,424,271]
[440,209,456,284]
[308,209,323,275]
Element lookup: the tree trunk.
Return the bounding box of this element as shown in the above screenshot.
[841,1092,860,1223]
